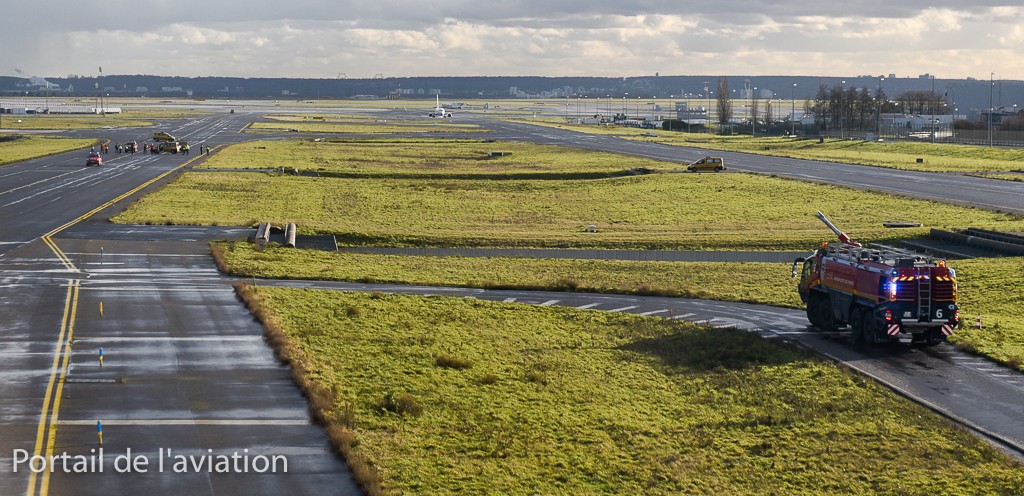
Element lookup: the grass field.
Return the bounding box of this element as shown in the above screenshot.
[0,135,99,166]
[239,286,1024,495]
[521,120,1024,173]
[946,257,1024,369]
[213,242,801,307]
[193,139,675,178]
[114,169,1024,250]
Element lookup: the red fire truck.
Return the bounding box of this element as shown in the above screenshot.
[793,212,959,348]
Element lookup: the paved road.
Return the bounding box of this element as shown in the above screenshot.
[476,119,1024,215]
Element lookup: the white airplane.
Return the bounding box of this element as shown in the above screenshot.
[428,95,452,118]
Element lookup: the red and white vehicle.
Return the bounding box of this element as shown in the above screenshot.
[792,212,959,348]
[85,150,103,166]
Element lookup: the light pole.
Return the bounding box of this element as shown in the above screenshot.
[703,81,710,133]
[635,96,640,121]
[751,86,757,137]
[791,83,797,136]
[988,72,994,147]
[930,75,936,143]
[839,80,845,139]
[623,93,627,120]
[876,77,885,138]
[576,96,580,123]
[98,66,105,116]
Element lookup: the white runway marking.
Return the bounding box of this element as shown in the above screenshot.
[608,305,638,312]
[575,302,601,309]
[639,309,669,316]
[539,299,560,306]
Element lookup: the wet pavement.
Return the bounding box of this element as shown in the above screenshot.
[0,237,360,495]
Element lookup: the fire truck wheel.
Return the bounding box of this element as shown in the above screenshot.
[925,328,946,346]
[811,298,836,331]
[806,304,821,328]
[852,310,873,351]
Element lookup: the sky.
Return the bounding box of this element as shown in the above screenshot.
[4,1,1024,80]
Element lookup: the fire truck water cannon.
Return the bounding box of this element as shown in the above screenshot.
[815,211,861,247]
[792,212,959,349]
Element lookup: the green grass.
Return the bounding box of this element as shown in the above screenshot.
[969,172,1024,182]
[522,120,1024,173]
[946,257,1024,369]
[239,286,1024,495]
[0,135,99,166]
[193,138,674,178]
[115,170,1024,250]
[212,241,801,308]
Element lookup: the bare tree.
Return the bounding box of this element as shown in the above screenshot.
[716,77,732,126]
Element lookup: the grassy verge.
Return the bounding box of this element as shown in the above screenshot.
[969,172,1024,182]
[192,138,675,177]
[237,286,1024,495]
[213,242,801,307]
[520,120,1024,173]
[114,170,1024,250]
[0,135,99,166]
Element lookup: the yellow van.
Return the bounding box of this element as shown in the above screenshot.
[152,131,177,142]
[688,156,726,172]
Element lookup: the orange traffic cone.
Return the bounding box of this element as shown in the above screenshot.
[974,314,983,329]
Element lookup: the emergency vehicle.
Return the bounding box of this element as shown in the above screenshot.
[793,212,959,348]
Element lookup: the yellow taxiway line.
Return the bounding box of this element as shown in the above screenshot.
[26,148,215,495]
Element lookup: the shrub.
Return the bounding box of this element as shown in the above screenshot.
[477,373,498,385]
[435,354,473,370]
[378,392,423,417]
[524,369,548,385]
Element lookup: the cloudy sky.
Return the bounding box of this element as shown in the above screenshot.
[4,1,1024,79]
